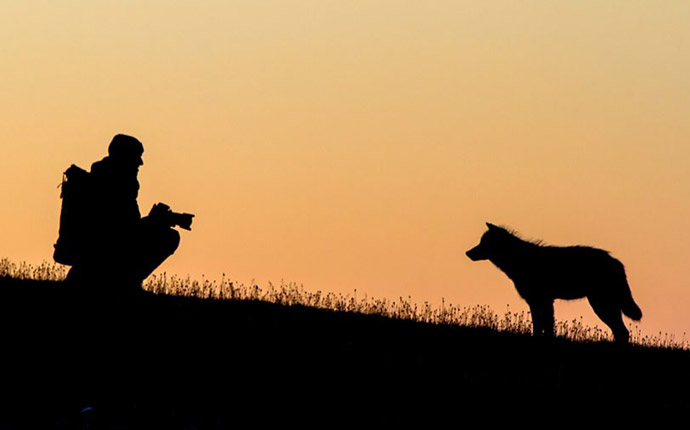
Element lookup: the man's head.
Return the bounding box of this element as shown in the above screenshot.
[108,134,144,170]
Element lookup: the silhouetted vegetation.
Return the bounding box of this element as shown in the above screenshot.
[3,259,681,348]
[0,259,688,426]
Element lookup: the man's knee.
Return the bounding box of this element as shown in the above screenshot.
[164,228,180,255]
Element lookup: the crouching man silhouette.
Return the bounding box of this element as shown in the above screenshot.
[58,134,194,297]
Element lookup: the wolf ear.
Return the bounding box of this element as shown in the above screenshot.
[486,222,499,231]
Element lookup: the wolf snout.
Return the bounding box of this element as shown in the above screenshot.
[466,246,483,261]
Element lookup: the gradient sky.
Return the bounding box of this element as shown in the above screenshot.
[2,1,689,341]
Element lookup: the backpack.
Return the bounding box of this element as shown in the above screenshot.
[53,164,92,266]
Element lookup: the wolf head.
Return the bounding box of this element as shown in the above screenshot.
[466,223,512,261]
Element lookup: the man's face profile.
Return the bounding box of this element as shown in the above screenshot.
[108,134,144,174]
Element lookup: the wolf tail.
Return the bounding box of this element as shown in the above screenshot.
[622,297,642,320]
[616,262,642,320]
[620,281,642,320]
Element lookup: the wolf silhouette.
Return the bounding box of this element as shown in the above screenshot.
[466,223,642,343]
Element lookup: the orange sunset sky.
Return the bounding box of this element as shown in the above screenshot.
[2,2,689,340]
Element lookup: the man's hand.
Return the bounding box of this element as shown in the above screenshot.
[148,203,195,231]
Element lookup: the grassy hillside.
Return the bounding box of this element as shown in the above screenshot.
[0,275,688,427]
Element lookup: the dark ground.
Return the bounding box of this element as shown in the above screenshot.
[0,276,687,428]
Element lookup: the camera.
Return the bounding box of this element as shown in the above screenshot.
[149,203,195,231]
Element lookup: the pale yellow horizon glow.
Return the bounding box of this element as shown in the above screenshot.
[1,1,690,340]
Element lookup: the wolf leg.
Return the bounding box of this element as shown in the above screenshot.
[527,300,554,337]
[588,298,629,343]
